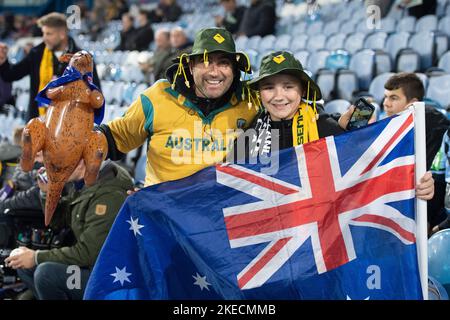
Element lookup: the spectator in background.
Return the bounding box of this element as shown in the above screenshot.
[237,0,277,37]
[137,51,155,85]
[0,12,101,122]
[132,10,154,51]
[0,12,100,121]
[169,27,192,57]
[5,160,134,300]
[215,0,247,35]
[0,13,17,40]
[365,0,394,18]
[398,0,437,19]
[149,0,183,23]
[115,13,136,51]
[151,28,173,81]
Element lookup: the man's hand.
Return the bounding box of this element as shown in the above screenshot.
[416,171,434,201]
[127,187,141,196]
[5,247,36,269]
[37,167,48,193]
[0,42,8,65]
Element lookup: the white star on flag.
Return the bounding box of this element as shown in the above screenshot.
[110,266,132,286]
[346,295,370,300]
[193,272,211,291]
[126,216,144,236]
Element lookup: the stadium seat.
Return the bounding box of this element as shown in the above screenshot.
[132,83,149,102]
[396,48,420,72]
[379,18,396,33]
[369,72,395,105]
[258,35,276,52]
[307,49,330,75]
[324,99,350,115]
[438,16,450,37]
[397,16,416,33]
[322,20,341,37]
[408,32,435,70]
[336,70,359,101]
[306,33,327,52]
[426,74,450,109]
[434,31,449,60]
[340,20,357,35]
[293,50,310,67]
[438,51,450,73]
[306,21,324,36]
[415,15,438,33]
[246,35,262,51]
[343,32,366,54]
[415,72,429,90]
[316,69,336,102]
[428,229,450,297]
[290,34,309,52]
[326,33,347,51]
[385,32,411,62]
[374,50,393,75]
[235,36,248,51]
[274,34,292,50]
[364,32,388,51]
[349,49,376,90]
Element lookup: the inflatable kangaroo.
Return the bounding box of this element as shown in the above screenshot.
[20,51,107,225]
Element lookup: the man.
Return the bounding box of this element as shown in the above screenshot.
[382,73,449,169]
[115,13,136,51]
[215,0,247,35]
[169,26,192,57]
[5,160,133,300]
[149,0,183,23]
[151,28,173,81]
[237,0,276,37]
[98,27,256,186]
[132,10,154,51]
[0,12,101,122]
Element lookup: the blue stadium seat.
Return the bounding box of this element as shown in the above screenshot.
[415,15,438,33]
[349,49,376,90]
[235,36,248,51]
[316,69,335,101]
[258,35,277,52]
[132,83,149,102]
[326,33,347,51]
[385,32,411,62]
[374,50,393,75]
[274,34,292,50]
[336,70,359,101]
[397,16,416,33]
[364,32,388,51]
[246,35,262,51]
[369,72,395,105]
[428,229,450,297]
[344,32,366,54]
[306,21,324,36]
[293,50,310,67]
[434,31,449,60]
[379,18,396,33]
[325,50,351,70]
[324,99,350,115]
[408,32,435,70]
[290,34,309,52]
[340,20,357,35]
[322,20,342,37]
[438,51,450,73]
[426,74,450,109]
[438,16,450,37]
[306,33,327,52]
[415,72,429,90]
[396,48,420,72]
[306,49,330,75]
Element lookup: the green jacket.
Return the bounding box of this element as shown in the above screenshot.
[36,161,134,269]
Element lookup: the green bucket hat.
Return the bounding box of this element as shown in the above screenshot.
[248,51,322,100]
[178,27,251,73]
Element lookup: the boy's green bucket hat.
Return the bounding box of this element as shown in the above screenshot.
[248,51,322,100]
[177,27,251,73]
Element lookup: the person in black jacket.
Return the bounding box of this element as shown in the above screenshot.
[132,10,155,51]
[215,0,247,35]
[237,0,276,37]
[149,0,183,23]
[0,12,101,122]
[398,0,437,19]
[115,13,136,51]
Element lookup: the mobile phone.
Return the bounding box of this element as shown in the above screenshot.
[38,170,48,184]
[346,98,375,130]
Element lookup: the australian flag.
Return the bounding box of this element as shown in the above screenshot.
[84,110,423,300]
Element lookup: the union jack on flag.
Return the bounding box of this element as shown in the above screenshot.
[85,110,423,300]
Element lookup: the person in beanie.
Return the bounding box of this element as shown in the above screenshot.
[98,27,257,186]
[235,50,434,200]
